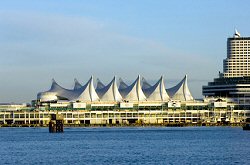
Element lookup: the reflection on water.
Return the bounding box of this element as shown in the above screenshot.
[0,127,249,165]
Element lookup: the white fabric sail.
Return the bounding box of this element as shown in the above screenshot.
[167,75,194,101]
[142,77,152,91]
[119,78,128,90]
[38,75,195,103]
[143,76,169,101]
[74,78,82,90]
[76,76,100,102]
[96,77,122,102]
[96,78,105,90]
[118,78,128,98]
[45,79,80,100]
[119,75,146,102]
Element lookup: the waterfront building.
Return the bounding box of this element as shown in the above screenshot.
[0,103,29,111]
[6,73,244,125]
[1,31,250,126]
[0,108,249,125]
[223,30,250,78]
[37,75,194,104]
[203,30,250,108]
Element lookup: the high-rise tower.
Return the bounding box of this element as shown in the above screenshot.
[223,30,250,78]
[203,30,250,106]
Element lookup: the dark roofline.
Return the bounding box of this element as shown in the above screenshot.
[228,37,250,40]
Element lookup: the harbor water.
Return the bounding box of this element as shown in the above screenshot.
[0,127,249,165]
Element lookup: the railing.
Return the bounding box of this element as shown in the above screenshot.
[0,109,249,125]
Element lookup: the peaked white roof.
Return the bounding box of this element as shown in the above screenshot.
[74,79,82,90]
[119,75,146,102]
[143,76,169,101]
[47,79,80,100]
[167,75,194,101]
[38,75,195,103]
[142,77,152,90]
[75,76,100,102]
[96,78,105,90]
[118,78,128,90]
[96,77,123,102]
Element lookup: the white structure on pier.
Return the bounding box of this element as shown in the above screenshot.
[167,75,194,101]
[96,77,123,102]
[142,76,169,101]
[119,75,147,102]
[37,75,194,103]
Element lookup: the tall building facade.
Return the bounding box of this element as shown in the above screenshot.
[203,30,250,107]
[223,30,250,78]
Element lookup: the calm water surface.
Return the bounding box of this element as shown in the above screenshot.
[0,127,249,165]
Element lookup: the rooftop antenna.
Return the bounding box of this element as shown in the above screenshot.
[234,28,241,38]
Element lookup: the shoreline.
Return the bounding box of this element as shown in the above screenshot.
[0,123,244,128]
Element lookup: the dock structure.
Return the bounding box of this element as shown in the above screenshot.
[0,107,249,126]
[49,114,64,133]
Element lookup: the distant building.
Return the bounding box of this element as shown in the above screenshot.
[0,103,29,111]
[37,75,194,104]
[203,30,250,107]
[223,30,250,77]
[2,31,250,126]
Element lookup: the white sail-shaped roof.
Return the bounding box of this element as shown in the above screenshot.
[142,77,152,90]
[47,79,80,100]
[74,78,82,90]
[143,76,169,101]
[118,78,128,98]
[38,75,195,103]
[119,75,147,102]
[119,78,128,90]
[75,76,100,102]
[96,78,105,90]
[167,75,194,101]
[96,77,122,102]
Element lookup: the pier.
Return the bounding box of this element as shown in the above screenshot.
[0,108,249,127]
[49,114,64,133]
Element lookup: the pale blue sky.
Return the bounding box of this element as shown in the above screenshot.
[0,0,250,102]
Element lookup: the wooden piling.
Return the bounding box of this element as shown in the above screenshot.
[49,114,64,133]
